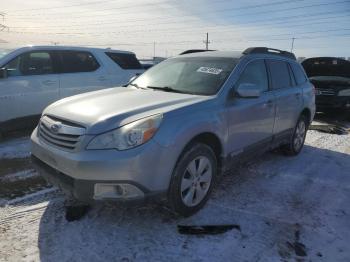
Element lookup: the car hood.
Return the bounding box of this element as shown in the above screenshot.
[44,87,210,134]
[302,57,350,79]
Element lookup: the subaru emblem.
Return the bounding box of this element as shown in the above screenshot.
[50,123,61,133]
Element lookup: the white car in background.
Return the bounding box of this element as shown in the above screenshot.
[0,46,144,136]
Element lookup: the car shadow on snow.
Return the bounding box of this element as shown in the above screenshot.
[36,145,350,261]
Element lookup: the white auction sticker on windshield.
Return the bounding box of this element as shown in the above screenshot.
[197,67,223,75]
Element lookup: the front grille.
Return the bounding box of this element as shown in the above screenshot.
[38,115,85,151]
[315,88,335,96]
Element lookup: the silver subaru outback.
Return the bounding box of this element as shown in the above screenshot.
[31,47,315,216]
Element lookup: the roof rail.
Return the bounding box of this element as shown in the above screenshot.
[179,49,215,55]
[242,47,296,60]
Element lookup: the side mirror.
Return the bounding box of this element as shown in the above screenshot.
[235,83,261,98]
[0,68,7,79]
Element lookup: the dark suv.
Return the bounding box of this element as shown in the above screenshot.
[302,57,350,113]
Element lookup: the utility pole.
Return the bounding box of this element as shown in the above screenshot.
[291,37,295,53]
[0,12,8,32]
[203,32,210,50]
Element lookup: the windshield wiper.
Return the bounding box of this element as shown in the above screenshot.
[147,86,188,94]
[125,83,148,90]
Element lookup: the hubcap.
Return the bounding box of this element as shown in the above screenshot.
[181,156,212,207]
[294,120,306,151]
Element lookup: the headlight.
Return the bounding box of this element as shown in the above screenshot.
[87,114,163,150]
[338,89,350,96]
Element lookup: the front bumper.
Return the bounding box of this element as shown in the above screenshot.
[30,128,174,202]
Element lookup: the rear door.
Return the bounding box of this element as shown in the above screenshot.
[267,59,303,135]
[58,50,111,98]
[226,59,275,154]
[0,50,59,124]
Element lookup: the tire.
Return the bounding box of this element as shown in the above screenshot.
[168,143,217,217]
[282,114,308,156]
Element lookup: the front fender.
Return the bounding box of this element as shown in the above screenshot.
[153,108,228,167]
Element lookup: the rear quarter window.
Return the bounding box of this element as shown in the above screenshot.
[105,52,142,70]
[291,63,307,85]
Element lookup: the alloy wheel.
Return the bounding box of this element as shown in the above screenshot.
[294,120,306,151]
[180,156,212,207]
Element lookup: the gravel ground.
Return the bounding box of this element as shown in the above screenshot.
[0,124,349,262]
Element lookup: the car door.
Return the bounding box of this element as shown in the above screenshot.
[226,59,276,155]
[0,50,59,125]
[58,50,111,98]
[266,59,303,136]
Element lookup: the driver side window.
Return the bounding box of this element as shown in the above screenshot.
[5,56,22,77]
[236,60,268,92]
[4,51,54,77]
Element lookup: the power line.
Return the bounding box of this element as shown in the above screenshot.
[10,0,346,26]
[6,0,116,13]
[9,4,350,31]
[7,28,349,47]
[7,15,350,40]
[7,0,307,17]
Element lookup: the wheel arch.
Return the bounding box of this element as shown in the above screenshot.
[300,108,312,125]
[179,132,223,170]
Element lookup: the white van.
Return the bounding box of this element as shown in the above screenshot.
[0,46,144,135]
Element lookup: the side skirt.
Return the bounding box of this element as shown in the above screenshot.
[221,129,293,172]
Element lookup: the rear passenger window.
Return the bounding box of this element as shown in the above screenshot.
[105,52,142,69]
[291,63,307,85]
[267,60,293,89]
[60,51,99,73]
[236,60,268,92]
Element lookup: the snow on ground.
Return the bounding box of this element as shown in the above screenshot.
[0,137,30,159]
[0,129,350,262]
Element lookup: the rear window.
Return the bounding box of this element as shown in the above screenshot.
[106,52,142,70]
[290,63,307,85]
[60,51,100,73]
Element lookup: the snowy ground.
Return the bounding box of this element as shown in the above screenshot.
[0,117,349,262]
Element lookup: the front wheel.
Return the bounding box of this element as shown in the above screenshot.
[282,115,308,156]
[168,143,217,217]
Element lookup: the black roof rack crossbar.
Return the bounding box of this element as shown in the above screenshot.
[243,47,296,60]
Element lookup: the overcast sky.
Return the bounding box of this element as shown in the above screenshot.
[1,0,349,59]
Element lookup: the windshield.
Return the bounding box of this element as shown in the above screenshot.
[302,58,350,79]
[130,56,238,95]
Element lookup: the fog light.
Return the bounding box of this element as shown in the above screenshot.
[94,183,144,200]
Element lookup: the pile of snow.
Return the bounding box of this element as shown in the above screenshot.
[0,137,31,159]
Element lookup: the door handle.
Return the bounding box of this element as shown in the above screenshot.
[42,80,56,85]
[263,100,274,108]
